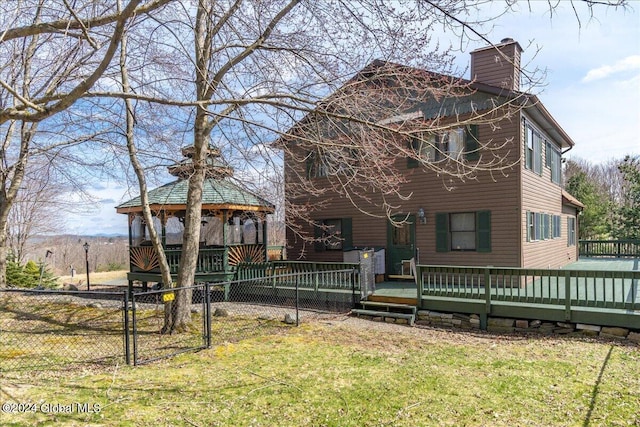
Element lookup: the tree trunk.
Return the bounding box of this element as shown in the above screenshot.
[169,110,210,332]
[116,8,176,333]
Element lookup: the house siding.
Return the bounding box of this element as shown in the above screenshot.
[520,112,578,268]
[285,117,525,268]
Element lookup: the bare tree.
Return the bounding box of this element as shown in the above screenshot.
[0,0,172,287]
[6,161,69,263]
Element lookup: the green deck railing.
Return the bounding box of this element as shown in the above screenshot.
[235,260,360,291]
[417,264,640,329]
[579,239,640,258]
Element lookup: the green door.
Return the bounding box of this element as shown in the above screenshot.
[387,214,416,276]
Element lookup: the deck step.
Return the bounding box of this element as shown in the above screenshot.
[360,300,417,314]
[351,308,415,326]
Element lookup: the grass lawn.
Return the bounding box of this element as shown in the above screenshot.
[1,318,638,426]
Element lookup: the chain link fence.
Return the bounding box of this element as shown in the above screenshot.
[1,267,359,369]
[0,289,128,371]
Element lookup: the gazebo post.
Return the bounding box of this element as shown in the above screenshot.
[262,214,269,262]
[127,214,134,297]
[160,211,167,247]
[222,210,229,272]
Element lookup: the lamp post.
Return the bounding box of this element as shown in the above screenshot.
[83,242,90,291]
[37,250,53,288]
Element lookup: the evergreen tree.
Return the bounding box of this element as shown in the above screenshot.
[614,156,640,239]
[5,253,57,288]
[565,165,612,239]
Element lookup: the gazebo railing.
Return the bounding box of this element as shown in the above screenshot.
[130,244,277,275]
[133,247,226,274]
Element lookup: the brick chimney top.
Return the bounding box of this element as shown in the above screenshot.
[470,39,522,91]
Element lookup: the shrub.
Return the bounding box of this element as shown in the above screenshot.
[6,258,57,288]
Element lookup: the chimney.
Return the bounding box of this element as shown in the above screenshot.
[470,38,522,91]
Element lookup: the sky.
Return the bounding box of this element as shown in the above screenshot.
[465,0,640,164]
[64,1,640,237]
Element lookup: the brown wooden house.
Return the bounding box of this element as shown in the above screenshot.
[283,39,583,276]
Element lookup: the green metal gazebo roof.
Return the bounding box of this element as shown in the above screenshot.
[116,178,275,214]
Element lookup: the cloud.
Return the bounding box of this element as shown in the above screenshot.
[582,55,640,83]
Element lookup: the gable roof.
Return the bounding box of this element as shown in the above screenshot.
[373,60,575,150]
[281,59,574,150]
[562,190,585,210]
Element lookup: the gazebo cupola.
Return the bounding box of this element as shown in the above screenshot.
[116,144,276,285]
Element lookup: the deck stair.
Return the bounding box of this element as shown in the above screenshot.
[351,300,417,326]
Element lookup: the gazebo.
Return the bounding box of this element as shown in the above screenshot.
[116,145,276,288]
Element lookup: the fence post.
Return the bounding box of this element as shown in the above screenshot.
[295,274,300,327]
[482,267,491,330]
[131,292,138,366]
[313,263,319,292]
[564,270,572,321]
[351,268,356,308]
[205,282,211,348]
[123,290,131,365]
[417,265,423,309]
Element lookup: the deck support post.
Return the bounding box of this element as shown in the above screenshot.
[564,270,572,321]
[480,313,488,331]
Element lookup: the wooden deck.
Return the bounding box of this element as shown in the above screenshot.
[412,258,640,329]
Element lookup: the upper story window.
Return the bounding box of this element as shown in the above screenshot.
[306,150,357,179]
[313,218,353,251]
[524,118,563,185]
[408,125,479,168]
[524,120,543,175]
[546,141,562,185]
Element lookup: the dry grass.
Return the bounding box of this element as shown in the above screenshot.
[55,270,128,287]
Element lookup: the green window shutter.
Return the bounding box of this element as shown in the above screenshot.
[305,152,314,179]
[434,134,442,162]
[465,124,479,161]
[314,222,325,252]
[476,211,492,252]
[435,213,449,252]
[526,211,531,242]
[545,140,551,168]
[407,138,419,168]
[341,218,353,250]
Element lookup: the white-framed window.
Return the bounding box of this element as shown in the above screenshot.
[408,133,437,168]
[314,218,353,252]
[450,212,476,250]
[408,126,478,167]
[307,150,357,178]
[441,128,465,160]
[568,217,576,246]
[545,141,562,185]
[553,215,561,238]
[524,120,543,175]
[527,212,562,241]
[436,211,491,253]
